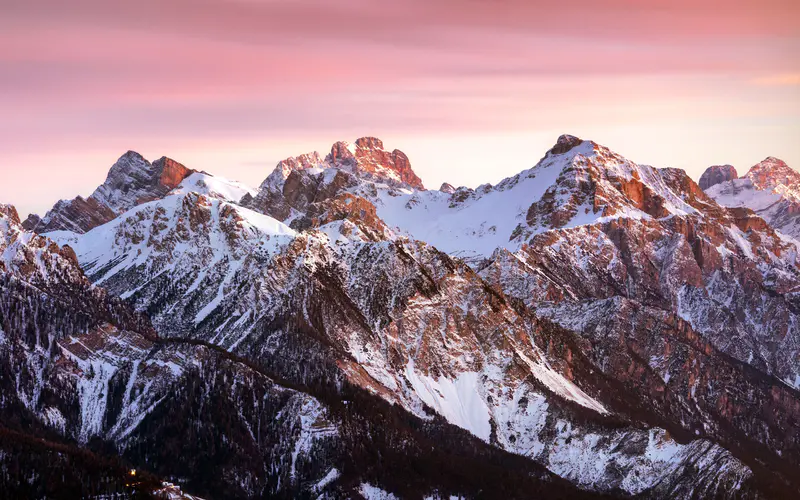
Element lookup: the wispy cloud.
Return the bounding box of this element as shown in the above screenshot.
[752,73,800,86]
[0,0,798,217]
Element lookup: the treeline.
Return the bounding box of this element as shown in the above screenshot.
[121,336,608,499]
[0,273,153,349]
[0,425,161,499]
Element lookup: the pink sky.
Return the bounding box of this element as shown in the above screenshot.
[1,0,798,217]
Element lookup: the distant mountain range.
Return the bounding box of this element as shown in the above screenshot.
[2,135,799,499]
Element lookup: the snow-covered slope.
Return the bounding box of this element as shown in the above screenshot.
[170,171,257,202]
[373,135,700,258]
[705,157,800,238]
[48,189,296,335]
[706,178,784,211]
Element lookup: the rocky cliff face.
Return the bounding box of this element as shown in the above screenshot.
[245,137,424,223]
[329,136,425,190]
[23,152,196,234]
[699,164,738,190]
[4,135,800,498]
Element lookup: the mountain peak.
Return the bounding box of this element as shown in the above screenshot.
[749,156,790,173]
[549,134,584,155]
[699,164,738,190]
[119,150,146,161]
[354,136,384,150]
[337,137,424,190]
[103,151,154,183]
[745,156,797,191]
[27,152,197,235]
[93,152,194,211]
[0,203,20,225]
[317,138,424,190]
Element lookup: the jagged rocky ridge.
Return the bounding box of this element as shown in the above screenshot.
[6,135,800,498]
[704,157,800,239]
[22,152,197,234]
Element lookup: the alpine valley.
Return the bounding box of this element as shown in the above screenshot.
[2,135,799,499]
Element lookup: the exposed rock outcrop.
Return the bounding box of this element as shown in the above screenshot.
[28,152,195,234]
[699,164,738,190]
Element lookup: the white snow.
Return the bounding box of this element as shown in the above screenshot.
[513,346,608,415]
[42,407,67,433]
[706,178,783,211]
[312,468,340,493]
[404,363,492,440]
[706,175,800,239]
[170,172,257,203]
[726,225,755,259]
[71,355,117,441]
[194,259,243,324]
[373,153,565,258]
[285,397,337,479]
[359,483,399,500]
[47,192,296,294]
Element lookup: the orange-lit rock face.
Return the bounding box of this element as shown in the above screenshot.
[311,193,391,242]
[157,157,194,190]
[617,177,670,218]
[354,136,384,151]
[745,157,799,191]
[728,207,772,234]
[0,204,20,225]
[58,244,80,266]
[26,152,197,234]
[247,137,426,224]
[699,164,738,191]
[660,167,729,220]
[328,137,425,190]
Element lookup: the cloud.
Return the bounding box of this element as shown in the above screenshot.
[752,73,800,86]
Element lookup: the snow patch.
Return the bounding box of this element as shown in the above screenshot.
[513,347,608,414]
[404,363,492,440]
[359,483,399,500]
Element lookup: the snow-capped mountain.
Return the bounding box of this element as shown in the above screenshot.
[704,157,800,238]
[23,152,199,234]
[6,135,800,498]
[246,134,704,260]
[2,201,594,499]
